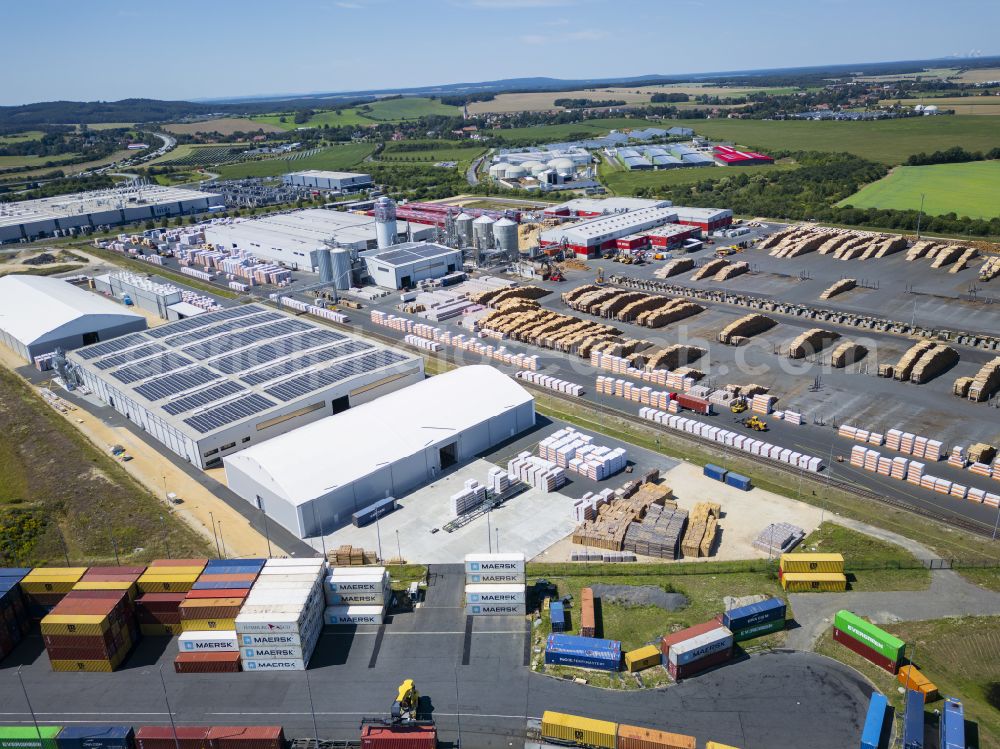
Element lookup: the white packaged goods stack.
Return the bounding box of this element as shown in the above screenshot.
[181,266,213,281]
[451,479,487,516]
[487,467,510,494]
[572,489,616,522]
[539,428,627,481]
[464,553,527,614]
[507,452,566,492]
[515,371,582,395]
[236,558,326,672]
[751,394,777,414]
[405,334,443,352]
[323,567,389,625]
[948,446,967,468]
[784,411,803,425]
[307,305,348,324]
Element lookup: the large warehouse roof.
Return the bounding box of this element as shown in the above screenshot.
[224,366,533,506]
[68,303,419,441]
[285,169,370,181]
[361,242,459,268]
[0,275,144,349]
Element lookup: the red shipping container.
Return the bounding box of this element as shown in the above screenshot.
[184,589,249,600]
[667,646,732,680]
[136,593,187,611]
[833,627,899,674]
[136,726,210,749]
[173,652,241,673]
[44,630,120,650]
[136,610,181,625]
[361,724,437,749]
[676,394,710,415]
[178,602,243,621]
[82,566,147,577]
[661,620,722,657]
[206,726,283,749]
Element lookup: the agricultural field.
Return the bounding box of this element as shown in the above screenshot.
[839,160,1000,219]
[852,67,960,83]
[880,96,1000,115]
[377,140,486,165]
[0,367,209,565]
[687,115,1000,164]
[600,159,797,195]
[154,143,251,168]
[955,67,1000,84]
[81,122,135,131]
[357,96,460,121]
[164,117,285,136]
[0,130,45,145]
[251,108,374,130]
[215,142,375,179]
[251,97,461,130]
[0,153,82,171]
[493,117,667,145]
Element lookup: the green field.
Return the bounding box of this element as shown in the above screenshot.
[688,116,1000,165]
[0,130,45,145]
[494,117,667,144]
[801,522,930,591]
[251,109,374,130]
[215,143,375,179]
[839,160,1000,219]
[0,153,82,170]
[377,140,485,165]
[252,97,461,130]
[600,158,797,195]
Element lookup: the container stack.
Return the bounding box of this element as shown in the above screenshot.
[237,558,326,671]
[135,592,187,636]
[175,559,265,673]
[73,567,145,600]
[41,590,137,671]
[545,633,622,671]
[135,726,211,749]
[549,600,566,632]
[138,559,207,595]
[56,725,134,749]
[661,620,734,680]
[0,568,31,660]
[722,597,787,641]
[897,664,939,702]
[323,566,390,626]
[463,553,526,616]
[833,609,904,674]
[135,559,208,637]
[779,553,846,592]
[20,567,88,620]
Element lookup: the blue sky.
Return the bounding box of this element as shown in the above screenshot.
[2,0,997,105]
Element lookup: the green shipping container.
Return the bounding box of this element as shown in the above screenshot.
[733,617,786,642]
[834,610,904,663]
[0,726,63,749]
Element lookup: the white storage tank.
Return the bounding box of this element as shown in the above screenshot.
[331,248,351,290]
[488,163,511,180]
[316,248,333,283]
[374,196,397,249]
[504,164,527,179]
[473,214,495,249]
[548,157,575,175]
[455,212,474,246]
[494,217,518,254]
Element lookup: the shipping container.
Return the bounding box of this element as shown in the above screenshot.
[722,598,786,631]
[779,553,845,574]
[902,689,925,749]
[352,497,398,527]
[705,743,741,749]
[549,601,566,632]
[56,726,133,749]
[465,584,526,604]
[667,627,733,666]
[580,587,595,638]
[860,692,888,749]
[897,665,938,702]
[242,657,309,671]
[177,631,238,652]
[322,605,385,625]
[780,573,847,592]
[617,724,695,749]
[463,553,526,575]
[623,645,661,672]
[832,627,899,674]
[660,620,724,656]
[541,711,617,749]
[360,724,436,749]
[703,464,727,482]
[731,617,786,642]
[241,644,305,660]
[724,473,751,491]
[206,727,283,749]
[179,618,236,632]
[135,727,209,749]
[466,603,526,616]
[173,652,241,673]
[0,727,63,749]
[939,698,964,749]
[667,646,732,679]
[834,611,904,664]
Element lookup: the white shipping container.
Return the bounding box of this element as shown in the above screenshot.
[177,631,238,652]
[263,558,326,569]
[323,576,389,594]
[668,626,734,665]
[466,572,526,584]
[239,631,311,648]
[242,658,309,671]
[465,584,526,604]
[323,605,385,625]
[465,603,526,616]
[463,553,526,575]
[242,644,306,660]
[324,590,389,605]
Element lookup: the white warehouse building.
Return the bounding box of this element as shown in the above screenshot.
[224,365,536,537]
[202,209,435,271]
[361,242,464,289]
[0,275,147,362]
[68,304,423,469]
[282,170,373,192]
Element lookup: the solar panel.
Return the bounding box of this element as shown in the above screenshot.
[145,305,262,339]
[162,381,246,416]
[239,340,373,386]
[183,393,276,435]
[110,353,193,384]
[264,350,409,402]
[181,319,311,360]
[75,332,151,360]
[165,311,282,348]
[94,343,166,370]
[135,366,220,401]
[210,328,344,375]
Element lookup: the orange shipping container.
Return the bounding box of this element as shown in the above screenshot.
[617,724,695,749]
[897,665,939,702]
[580,587,595,638]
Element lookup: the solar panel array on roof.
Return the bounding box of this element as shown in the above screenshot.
[134,366,220,401]
[210,328,343,375]
[181,319,311,360]
[162,381,246,416]
[110,352,193,384]
[74,331,151,360]
[371,244,456,266]
[145,306,259,339]
[165,311,281,348]
[264,350,408,402]
[239,339,373,386]
[183,393,277,434]
[93,343,166,370]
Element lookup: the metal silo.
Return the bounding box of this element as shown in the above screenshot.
[455,213,474,246]
[331,248,352,290]
[473,214,495,250]
[316,248,334,283]
[374,196,397,249]
[493,217,518,255]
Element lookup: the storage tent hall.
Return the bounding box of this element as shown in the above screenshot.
[225,366,536,538]
[0,275,146,362]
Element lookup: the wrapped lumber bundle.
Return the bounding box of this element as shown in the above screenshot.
[819,278,856,300]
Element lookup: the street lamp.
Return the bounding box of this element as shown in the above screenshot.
[217,521,227,559]
[208,511,222,558]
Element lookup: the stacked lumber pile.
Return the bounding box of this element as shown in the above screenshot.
[715,261,749,281]
[830,341,869,368]
[329,545,378,566]
[572,481,675,552]
[969,443,997,465]
[473,284,548,308]
[787,328,840,359]
[562,286,703,328]
[906,240,939,261]
[966,356,1000,401]
[819,278,856,300]
[718,314,778,345]
[930,245,965,269]
[691,258,729,280]
[757,226,800,251]
[478,300,634,359]
[909,345,958,384]
[636,298,703,328]
[950,246,979,273]
[953,376,974,398]
[979,256,1000,281]
[817,231,856,256]
[680,502,722,558]
[644,344,706,370]
[892,340,937,381]
[654,257,695,278]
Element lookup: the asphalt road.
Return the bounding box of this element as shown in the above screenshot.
[0,566,873,749]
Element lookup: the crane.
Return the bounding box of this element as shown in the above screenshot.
[391,679,420,723]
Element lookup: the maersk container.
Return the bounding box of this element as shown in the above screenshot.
[834,610,904,664]
[323,605,385,625]
[860,692,888,749]
[902,689,925,749]
[242,657,309,671]
[724,472,751,491]
[56,727,133,749]
[465,584,526,604]
[940,698,964,749]
[667,646,732,680]
[352,497,397,527]
[325,590,389,605]
[732,617,786,642]
[465,603,526,616]
[723,597,786,631]
[242,644,305,660]
[549,601,566,632]
[177,631,238,652]
[703,464,727,482]
[464,553,526,575]
[466,571,525,584]
[667,627,733,666]
[239,631,308,648]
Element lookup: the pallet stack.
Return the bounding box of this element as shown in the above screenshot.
[451,479,487,516]
[751,394,777,414]
[752,523,805,555]
[622,502,688,559]
[680,502,721,558]
[329,545,378,566]
[507,452,566,492]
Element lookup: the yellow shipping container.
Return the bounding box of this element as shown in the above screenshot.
[23,567,89,579]
[141,566,204,575]
[50,659,115,673]
[40,615,111,636]
[180,618,237,632]
[897,665,939,702]
[73,581,137,593]
[779,553,845,573]
[541,711,617,749]
[624,645,661,672]
[21,567,88,594]
[780,572,847,592]
[706,743,742,749]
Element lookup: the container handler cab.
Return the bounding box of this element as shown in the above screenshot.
[391,679,420,723]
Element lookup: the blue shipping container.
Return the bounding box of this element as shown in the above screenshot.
[191,580,253,590]
[545,649,621,671]
[57,726,134,749]
[550,601,566,632]
[353,497,397,527]
[0,568,31,580]
[725,472,752,491]
[723,597,787,631]
[547,633,621,654]
[704,464,727,482]
[205,559,265,570]
[902,689,925,749]
[860,692,888,749]
[940,698,964,749]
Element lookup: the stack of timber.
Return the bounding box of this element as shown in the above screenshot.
[691,258,729,280]
[680,502,721,558]
[787,328,840,359]
[561,286,703,328]
[718,314,777,345]
[830,341,868,367]
[966,356,1000,401]
[329,546,378,566]
[892,341,936,381]
[980,256,1000,281]
[472,285,548,308]
[909,345,958,384]
[819,278,856,300]
[715,262,749,282]
[950,247,979,273]
[654,257,695,278]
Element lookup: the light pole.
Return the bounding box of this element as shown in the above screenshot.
[217,521,227,559]
[495,527,500,553]
[454,668,463,748]
[304,669,321,742]
[157,665,182,749]
[396,529,402,563]
[208,511,222,558]
[16,667,41,745]
[487,510,492,553]
[262,512,272,558]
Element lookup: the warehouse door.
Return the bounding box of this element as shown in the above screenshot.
[439,441,457,469]
[82,331,100,346]
[400,275,412,288]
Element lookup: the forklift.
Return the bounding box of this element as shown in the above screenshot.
[741,415,768,432]
[730,398,748,414]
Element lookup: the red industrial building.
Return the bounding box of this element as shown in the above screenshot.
[615,223,701,253]
[539,206,679,258]
[671,206,733,232]
[368,201,521,228]
[712,145,774,166]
